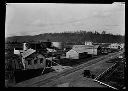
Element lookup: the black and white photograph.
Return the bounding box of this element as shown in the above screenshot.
[5,3,125,89]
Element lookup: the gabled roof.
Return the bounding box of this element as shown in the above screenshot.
[69,45,100,54]
[100,44,110,47]
[73,45,100,50]
[93,45,100,49]
[21,48,36,58]
[73,45,86,48]
[72,49,87,53]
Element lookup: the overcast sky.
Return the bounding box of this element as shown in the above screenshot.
[5,3,125,37]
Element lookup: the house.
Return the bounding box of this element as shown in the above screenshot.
[23,53,46,69]
[108,43,120,49]
[66,45,101,59]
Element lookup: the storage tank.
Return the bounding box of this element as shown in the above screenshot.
[52,42,63,49]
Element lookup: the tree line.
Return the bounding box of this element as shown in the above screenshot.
[6,30,125,44]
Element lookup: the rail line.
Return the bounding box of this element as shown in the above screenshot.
[93,63,122,90]
[15,51,123,87]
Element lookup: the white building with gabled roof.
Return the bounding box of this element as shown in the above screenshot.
[66,45,101,59]
[66,49,87,59]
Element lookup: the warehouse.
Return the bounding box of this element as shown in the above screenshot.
[66,47,87,59]
[66,45,101,59]
[85,45,101,55]
[73,45,101,55]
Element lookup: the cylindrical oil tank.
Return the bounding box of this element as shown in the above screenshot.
[52,42,63,49]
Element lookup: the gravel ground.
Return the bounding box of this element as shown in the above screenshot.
[40,58,115,87]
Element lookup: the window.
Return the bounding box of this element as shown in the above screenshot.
[34,59,38,64]
[28,60,32,65]
[40,58,43,64]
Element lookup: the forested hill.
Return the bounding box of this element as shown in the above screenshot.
[6,31,125,44]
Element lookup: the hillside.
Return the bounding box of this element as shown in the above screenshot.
[5,31,125,44]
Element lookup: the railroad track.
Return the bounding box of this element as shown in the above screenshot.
[15,51,123,87]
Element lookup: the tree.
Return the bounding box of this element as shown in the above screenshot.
[102,31,106,35]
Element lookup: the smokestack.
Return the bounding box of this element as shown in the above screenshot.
[23,43,27,50]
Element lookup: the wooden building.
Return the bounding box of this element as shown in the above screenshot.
[21,49,46,69]
[24,53,46,69]
[108,43,120,49]
[66,48,87,59]
[66,45,101,59]
[73,45,101,55]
